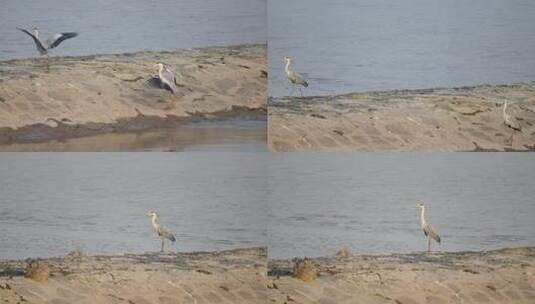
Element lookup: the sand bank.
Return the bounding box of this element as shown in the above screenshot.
[268,247,535,303]
[0,44,266,144]
[268,82,535,151]
[2,247,533,303]
[0,247,267,303]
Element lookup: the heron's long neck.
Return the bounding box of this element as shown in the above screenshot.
[158,66,164,78]
[284,60,291,74]
[34,30,39,39]
[151,216,160,229]
[420,208,427,226]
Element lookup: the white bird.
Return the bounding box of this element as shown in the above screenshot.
[417,203,441,253]
[154,63,178,94]
[147,210,176,252]
[283,56,308,97]
[17,27,78,58]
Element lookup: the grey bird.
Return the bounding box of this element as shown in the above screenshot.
[154,63,178,94]
[17,27,78,58]
[283,56,308,97]
[147,210,176,252]
[418,203,441,253]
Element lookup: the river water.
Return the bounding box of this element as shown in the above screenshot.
[0,119,267,152]
[1,153,534,260]
[268,153,535,259]
[0,0,266,60]
[269,0,535,97]
[0,153,267,259]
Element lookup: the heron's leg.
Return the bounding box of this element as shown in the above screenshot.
[428,237,431,253]
[299,87,304,97]
[161,239,164,253]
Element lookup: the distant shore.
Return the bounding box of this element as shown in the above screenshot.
[0,44,266,145]
[269,82,535,151]
[268,247,535,303]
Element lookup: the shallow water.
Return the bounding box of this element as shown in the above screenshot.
[0,0,266,60]
[0,153,267,260]
[268,153,535,259]
[268,0,535,97]
[0,119,267,152]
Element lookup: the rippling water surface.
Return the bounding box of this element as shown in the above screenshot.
[268,153,535,259]
[2,153,534,260]
[0,0,266,60]
[269,0,535,96]
[0,153,267,259]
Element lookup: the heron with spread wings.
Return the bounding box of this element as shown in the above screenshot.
[417,203,441,253]
[154,62,178,94]
[17,27,78,58]
[147,210,176,252]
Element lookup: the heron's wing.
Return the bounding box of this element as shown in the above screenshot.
[424,224,441,243]
[291,71,309,87]
[160,67,178,93]
[158,225,176,242]
[17,27,47,53]
[164,66,179,85]
[46,32,78,49]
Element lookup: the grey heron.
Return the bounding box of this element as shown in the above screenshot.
[154,63,178,94]
[418,203,441,253]
[283,56,308,97]
[17,27,78,58]
[147,210,176,252]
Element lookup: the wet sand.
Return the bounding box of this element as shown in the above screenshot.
[268,247,535,304]
[0,119,266,152]
[268,82,535,151]
[0,247,267,304]
[0,44,266,146]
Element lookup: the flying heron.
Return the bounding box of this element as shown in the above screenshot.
[283,56,308,97]
[147,210,176,252]
[17,27,78,58]
[154,63,178,94]
[417,203,441,253]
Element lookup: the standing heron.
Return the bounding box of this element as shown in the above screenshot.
[417,203,441,253]
[283,56,308,97]
[154,63,178,94]
[147,210,176,252]
[17,27,78,58]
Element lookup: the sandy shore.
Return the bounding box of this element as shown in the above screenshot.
[268,247,535,304]
[2,247,533,303]
[268,82,535,151]
[0,44,266,144]
[0,247,267,304]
